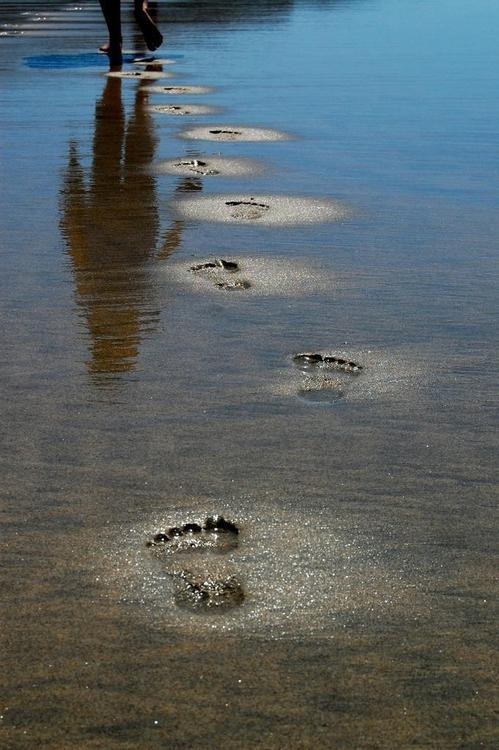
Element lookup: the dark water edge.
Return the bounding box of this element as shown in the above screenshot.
[1,1,498,748]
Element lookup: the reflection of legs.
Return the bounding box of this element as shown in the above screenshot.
[133,0,163,51]
[92,76,125,192]
[98,0,123,66]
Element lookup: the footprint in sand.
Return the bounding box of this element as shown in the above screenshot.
[189,257,252,291]
[173,194,349,226]
[147,103,215,116]
[146,516,244,611]
[173,159,220,176]
[180,125,290,143]
[209,129,242,138]
[293,351,364,403]
[153,155,262,179]
[293,352,363,374]
[145,85,213,95]
[225,199,270,221]
[107,69,172,80]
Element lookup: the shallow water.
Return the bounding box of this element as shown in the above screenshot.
[1,1,498,747]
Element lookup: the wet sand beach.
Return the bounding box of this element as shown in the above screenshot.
[1,1,498,748]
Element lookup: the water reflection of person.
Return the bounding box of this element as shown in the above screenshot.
[60,76,192,382]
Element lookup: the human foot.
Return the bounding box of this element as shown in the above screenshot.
[98,38,122,67]
[134,4,163,51]
[98,35,122,54]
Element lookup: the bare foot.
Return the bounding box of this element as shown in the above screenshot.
[134,4,163,51]
[98,36,122,55]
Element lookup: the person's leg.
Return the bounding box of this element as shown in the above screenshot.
[133,0,163,51]
[98,0,123,65]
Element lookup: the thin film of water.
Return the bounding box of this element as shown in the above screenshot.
[0,1,498,748]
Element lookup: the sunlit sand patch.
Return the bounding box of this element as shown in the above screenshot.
[172,194,349,226]
[273,347,428,405]
[145,85,213,95]
[152,155,263,178]
[164,255,336,297]
[107,69,173,80]
[93,499,423,637]
[180,125,290,142]
[147,103,216,116]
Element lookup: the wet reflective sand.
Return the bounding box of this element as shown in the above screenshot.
[1,1,498,748]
